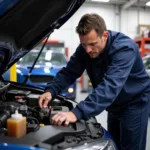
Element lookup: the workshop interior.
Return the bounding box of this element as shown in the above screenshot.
[0,0,150,150]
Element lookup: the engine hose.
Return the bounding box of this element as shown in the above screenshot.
[27,116,40,132]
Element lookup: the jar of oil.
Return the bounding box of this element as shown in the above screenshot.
[7,110,26,138]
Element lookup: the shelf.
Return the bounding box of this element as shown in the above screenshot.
[134,37,150,43]
[134,37,150,57]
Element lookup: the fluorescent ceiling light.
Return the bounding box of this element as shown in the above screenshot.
[146,1,150,6]
[92,0,110,2]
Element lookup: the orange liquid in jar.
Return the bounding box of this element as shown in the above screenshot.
[7,117,26,138]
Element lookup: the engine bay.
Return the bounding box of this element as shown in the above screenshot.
[0,81,109,150]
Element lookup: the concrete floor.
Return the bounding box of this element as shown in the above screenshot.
[75,82,150,150]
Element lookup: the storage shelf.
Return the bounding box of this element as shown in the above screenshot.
[134,37,150,57]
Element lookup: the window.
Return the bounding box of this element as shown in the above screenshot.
[18,50,67,66]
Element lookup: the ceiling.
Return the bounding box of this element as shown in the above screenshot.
[85,0,150,8]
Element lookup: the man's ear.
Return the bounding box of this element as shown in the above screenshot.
[103,31,108,38]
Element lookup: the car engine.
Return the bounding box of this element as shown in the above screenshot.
[0,81,116,150]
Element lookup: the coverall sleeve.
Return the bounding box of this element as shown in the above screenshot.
[72,47,136,120]
[45,46,85,99]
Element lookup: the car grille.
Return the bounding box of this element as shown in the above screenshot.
[29,75,54,83]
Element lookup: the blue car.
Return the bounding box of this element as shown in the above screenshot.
[0,0,117,149]
[3,49,76,100]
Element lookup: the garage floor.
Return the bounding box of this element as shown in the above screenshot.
[75,82,150,150]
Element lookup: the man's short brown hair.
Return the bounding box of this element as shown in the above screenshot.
[76,13,107,37]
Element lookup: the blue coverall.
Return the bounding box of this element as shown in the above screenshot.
[45,30,150,150]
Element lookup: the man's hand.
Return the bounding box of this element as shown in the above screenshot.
[52,112,77,126]
[38,92,52,108]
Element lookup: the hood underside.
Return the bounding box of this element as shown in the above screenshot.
[0,0,85,74]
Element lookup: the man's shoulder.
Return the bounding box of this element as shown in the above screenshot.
[107,30,138,56]
[108,30,131,42]
[108,30,137,50]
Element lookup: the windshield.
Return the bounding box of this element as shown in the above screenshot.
[35,41,65,53]
[35,44,65,53]
[18,50,67,66]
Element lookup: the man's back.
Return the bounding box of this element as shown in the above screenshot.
[79,30,150,112]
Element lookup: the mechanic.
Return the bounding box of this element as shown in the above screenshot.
[38,13,150,150]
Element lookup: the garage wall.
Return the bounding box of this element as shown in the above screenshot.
[50,2,150,57]
[121,7,150,38]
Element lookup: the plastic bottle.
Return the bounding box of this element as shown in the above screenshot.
[7,110,26,138]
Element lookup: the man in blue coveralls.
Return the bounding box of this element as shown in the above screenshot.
[38,13,150,150]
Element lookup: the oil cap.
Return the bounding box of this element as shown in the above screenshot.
[11,110,23,120]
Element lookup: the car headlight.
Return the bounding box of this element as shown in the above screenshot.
[16,69,23,75]
[68,88,74,93]
[64,139,116,150]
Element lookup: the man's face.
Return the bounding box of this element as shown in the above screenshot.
[79,29,108,58]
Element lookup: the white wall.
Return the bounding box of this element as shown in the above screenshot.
[121,7,150,38]
[50,2,150,57]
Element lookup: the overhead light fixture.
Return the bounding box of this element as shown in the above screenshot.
[91,0,110,2]
[146,1,150,6]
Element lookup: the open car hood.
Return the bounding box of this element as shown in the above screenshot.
[0,0,85,75]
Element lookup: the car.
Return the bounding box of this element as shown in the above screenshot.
[143,55,150,75]
[3,49,76,100]
[142,55,150,117]
[0,0,117,150]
